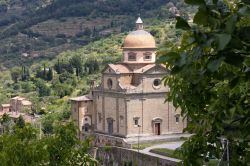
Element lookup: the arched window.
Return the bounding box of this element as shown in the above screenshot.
[128,52,136,61]
[107,78,113,89]
[175,114,180,124]
[143,52,152,61]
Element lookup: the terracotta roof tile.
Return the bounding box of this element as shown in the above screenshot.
[133,64,156,73]
[108,64,131,73]
[1,104,10,107]
[21,100,32,106]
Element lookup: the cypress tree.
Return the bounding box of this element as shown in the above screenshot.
[47,68,53,81]
[21,66,25,81]
[43,64,46,79]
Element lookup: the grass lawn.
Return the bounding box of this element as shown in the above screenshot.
[131,141,171,150]
[131,137,189,150]
[150,148,182,159]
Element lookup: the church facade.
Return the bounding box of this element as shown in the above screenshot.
[71,18,186,140]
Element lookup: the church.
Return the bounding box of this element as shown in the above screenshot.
[71,17,186,141]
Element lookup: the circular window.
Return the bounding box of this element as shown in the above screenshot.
[153,79,161,89]
[107,78,113,89]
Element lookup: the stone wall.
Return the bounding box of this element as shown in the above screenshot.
[96,146,178,166]
[94,133,131,148]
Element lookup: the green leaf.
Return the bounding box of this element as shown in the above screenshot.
[171,66,182,74]
[211,9,221,17]
[224,53,244,67]
[176,17,191,30]
[215,34,231,50]
[229,77,240,88]
[225,15,238,33]
[207,57,224,72]
[157,52,179,64]
[242,0,250,5]
[212,0,218,4]
[176,53,187,67]
[194,7,208,26]
[185,0,206,6]
[238,6,250,16]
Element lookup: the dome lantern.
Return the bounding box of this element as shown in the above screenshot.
[122,17,157,64]
[136,17,143,30]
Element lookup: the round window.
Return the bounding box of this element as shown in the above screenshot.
[107,78,113,89]
[153,79,161,89]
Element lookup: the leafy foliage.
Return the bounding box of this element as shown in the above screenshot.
[158,0,250,165]
[0,122,97,166]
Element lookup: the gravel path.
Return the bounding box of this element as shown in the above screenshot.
[136,141,184,162]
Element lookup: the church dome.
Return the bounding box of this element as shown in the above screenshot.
[123,30,156,49]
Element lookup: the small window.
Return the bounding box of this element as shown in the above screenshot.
[133,117,140,126]
[128,52,136,61]
[175,115,180,123]
[144,52,152,61]
[153,79,161,87]
[134,119,138,125]
[85,118,88,121]
[107,78,113,89]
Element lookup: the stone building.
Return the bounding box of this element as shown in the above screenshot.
[10,96,32,113]
[0,96,35,130]
[0,104,10,116]
[71,17,186,140]
[71,95,94,138]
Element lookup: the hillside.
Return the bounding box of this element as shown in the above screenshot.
[0,0,194,135]
[0,0,194,69]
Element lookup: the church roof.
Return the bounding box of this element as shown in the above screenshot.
[133,64,156,73]
[105,63,166,74]
[123,30,156,49]
[70,95,92,101]
[107,64,131,73]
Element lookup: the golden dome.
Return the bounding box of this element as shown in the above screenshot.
[122,30,156,49]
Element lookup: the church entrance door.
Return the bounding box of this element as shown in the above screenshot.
[155,123,161,135]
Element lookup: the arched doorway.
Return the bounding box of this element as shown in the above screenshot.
[83,123,90,132]
[152,118,162,135]
[155,123,161,135]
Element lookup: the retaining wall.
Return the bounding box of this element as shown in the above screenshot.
[96,146,178,166]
